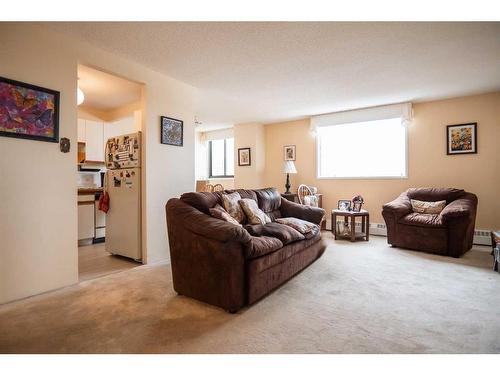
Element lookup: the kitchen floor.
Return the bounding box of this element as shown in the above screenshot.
[78,243,141,282]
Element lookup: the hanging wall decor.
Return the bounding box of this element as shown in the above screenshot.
[160,116,183,146]
[0,76,60,143]
[446,122,477,155]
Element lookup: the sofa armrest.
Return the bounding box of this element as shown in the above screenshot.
[440,195,478,223]
[166,198,252,244]
[280,198,325,225]
[382,193,412,219]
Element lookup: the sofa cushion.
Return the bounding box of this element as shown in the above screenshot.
[180,191,222,214]
[248,231,322,274]
[399,212,445,228]
[239,198,271,225]
[245,236,283,259]
[410,199,446,214]
[255,188,282,221]
[209,204,242,227]
[244,222,305,245]
[406,188,465,204]
[221,192,245,223]
[275,217,318,235]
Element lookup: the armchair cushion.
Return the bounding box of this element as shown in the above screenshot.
[382,193,412,219]
[399,213,445,228]
[407,187,465,203]
[440,196,477,222]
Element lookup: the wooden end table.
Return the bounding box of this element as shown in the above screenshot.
[332,209,369,242]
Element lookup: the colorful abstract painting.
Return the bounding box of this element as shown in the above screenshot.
[0,77,59,142]
[160,116,183,146]
[446,123,477,155]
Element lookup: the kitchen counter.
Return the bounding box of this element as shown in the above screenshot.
[78,187,104,195]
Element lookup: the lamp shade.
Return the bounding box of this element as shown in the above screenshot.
[77,87,85,106]
[283,160,297,174]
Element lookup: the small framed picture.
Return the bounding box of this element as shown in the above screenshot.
[338,200,352,211]
[284,145,296,161]
[0,76,60,143]
[160,116,183,146]
[238,147,251,166]
[446,123,477,155]
[352,202,363,212]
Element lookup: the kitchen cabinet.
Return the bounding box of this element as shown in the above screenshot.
[84,120,104,162]
[77,119,86,143]
[78,202,95,241]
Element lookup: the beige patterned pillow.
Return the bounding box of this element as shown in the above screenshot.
[221,192,245,223]
[275,217,317,234]
[410,199,446,214]
[209,205,242,227]
[239,198,271,225]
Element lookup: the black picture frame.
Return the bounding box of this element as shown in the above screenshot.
[0,76,60,143]
[352,202,363,212]
[284,145,296,161]
[238,147,251,166]
[446,122,477,155]
[160,116,183,146]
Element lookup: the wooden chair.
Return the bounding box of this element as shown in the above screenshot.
[297,184,314,204]
[204,184,215,192]
[213,183,224,192]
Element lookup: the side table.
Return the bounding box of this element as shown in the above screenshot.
[332,209,369,242]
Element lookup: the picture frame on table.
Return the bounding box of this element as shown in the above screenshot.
[338,200,352,211]
[238,147,251,166]
[0,76,60,143]
[446,122,477,155]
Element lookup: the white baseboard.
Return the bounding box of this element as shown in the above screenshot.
[327,219,492,245]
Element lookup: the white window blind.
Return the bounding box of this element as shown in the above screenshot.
[313,103,411,179]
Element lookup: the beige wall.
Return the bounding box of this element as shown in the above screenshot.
[0,23,197,303]
[263,92,500,229]
[78,101,142,122]
[234,123,266,189]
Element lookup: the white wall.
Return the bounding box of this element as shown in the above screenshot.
[0,23,197,303]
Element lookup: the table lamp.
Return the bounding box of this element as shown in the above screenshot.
[283,161,297,194]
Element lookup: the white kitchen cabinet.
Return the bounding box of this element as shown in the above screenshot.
[77,119,86,143]
[78,203,95,240]
[84,120,104,162]
[103,116,135,140]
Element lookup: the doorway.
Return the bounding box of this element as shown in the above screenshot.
[76,64,144,281]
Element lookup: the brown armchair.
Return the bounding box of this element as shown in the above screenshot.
[382,188,478,257]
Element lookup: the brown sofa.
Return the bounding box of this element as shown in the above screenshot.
[382,188,478,257]
[166,187,326,312]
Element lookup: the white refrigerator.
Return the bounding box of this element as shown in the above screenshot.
[105,132,142,262]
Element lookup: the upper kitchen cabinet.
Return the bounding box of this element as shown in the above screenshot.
[84,120,105,162]
[77,119,86,143]
[103,116,136,140]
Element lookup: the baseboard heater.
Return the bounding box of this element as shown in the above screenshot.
[326,220,492,246]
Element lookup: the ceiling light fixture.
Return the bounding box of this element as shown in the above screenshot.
[77,87,85,106]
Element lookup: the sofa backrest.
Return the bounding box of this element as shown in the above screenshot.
[406,187,465,204]
[180,187,282,218]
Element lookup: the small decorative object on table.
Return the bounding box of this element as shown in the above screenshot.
[238,147,251,166]
[491,231,500,272]
[352,194,364,212]
[337,200,351,211]
[161,116,183,146]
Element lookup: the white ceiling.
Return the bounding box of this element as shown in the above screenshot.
[50,22,500,128]
[77,64,142,111]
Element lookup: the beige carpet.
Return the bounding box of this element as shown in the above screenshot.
[1,234,499,354]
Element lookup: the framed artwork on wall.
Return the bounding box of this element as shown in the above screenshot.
[284,145,296,161]
[0,76,60,143]
[238,147,251,166]
[446,122,477,155]
[160,116,183,146]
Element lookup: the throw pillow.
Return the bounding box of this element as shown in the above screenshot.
[244,222,305,245]
[410,199,446,214]
[303,195,319,207]
[221,192,245,223]
[275,217,318,235]
[239,198,271,225]
[209,204,242,227]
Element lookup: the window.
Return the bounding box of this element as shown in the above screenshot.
[209,138,234,178]
[317,118,407,178]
